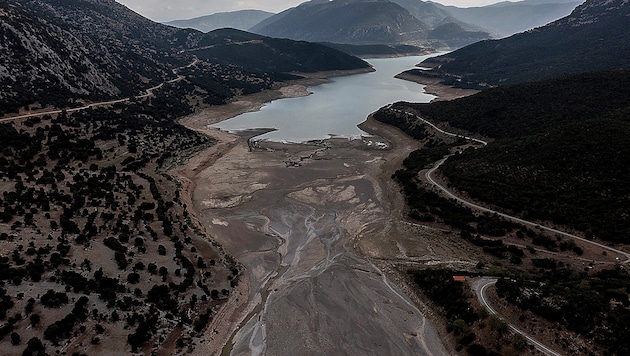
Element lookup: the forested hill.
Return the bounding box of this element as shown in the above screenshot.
[0,0,369,115]
[377,70,630,243]
[417,0,630,88]
[192,29,371,74]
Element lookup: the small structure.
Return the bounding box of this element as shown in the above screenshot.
[452,275,466,282]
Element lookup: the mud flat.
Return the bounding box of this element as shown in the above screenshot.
[192,132,448,355]
[177,76,476,354]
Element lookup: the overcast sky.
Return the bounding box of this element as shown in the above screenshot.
[116,0,506,22]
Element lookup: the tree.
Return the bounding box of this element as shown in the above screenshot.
[10,331,20,345]
[22,337,46,356]
[30,314,40,327]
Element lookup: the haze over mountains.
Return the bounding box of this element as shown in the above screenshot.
[165,0,582,48]
[417,0,630,87]
[431,0,583,37]
[249,0,491,47]
[165,10,274,33]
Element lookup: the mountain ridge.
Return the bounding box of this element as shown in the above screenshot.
[0,0,369,115]
[165,9,274,33]
[416,0,630,87]
[250,0,490,46]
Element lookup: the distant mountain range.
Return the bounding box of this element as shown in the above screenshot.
[0,0,368,115]
[164,10,274,33]
[250,0,490,47]
[415,0,630,88]
[163,0,584,49]
[430,0,582,37]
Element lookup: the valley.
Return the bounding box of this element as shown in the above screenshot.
[2,0,630,355]
[178,95,455,355]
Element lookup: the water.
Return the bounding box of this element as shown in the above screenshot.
[211,54,438,142]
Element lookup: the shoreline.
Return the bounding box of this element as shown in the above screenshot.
[174,65,472,355]
[395,72,479,101]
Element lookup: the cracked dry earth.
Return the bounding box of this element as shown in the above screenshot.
[190,124,451,355]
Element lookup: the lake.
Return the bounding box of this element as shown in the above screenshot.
[211,54,438,142]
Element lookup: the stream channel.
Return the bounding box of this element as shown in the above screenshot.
[203,54,449,355]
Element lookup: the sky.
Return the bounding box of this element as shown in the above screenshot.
[116,0,506,22]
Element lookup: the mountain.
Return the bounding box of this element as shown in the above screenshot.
[430,0,582,38]
[391,0,483,30]
[250,0,430,45]
[417,0,630,88]
[191,29,371,74]
[0,0,369,115]
[0,0,201,113]
[376,71,630,355]
[250,0,489,46]
[165,10,274,33]
[379,70,630,244]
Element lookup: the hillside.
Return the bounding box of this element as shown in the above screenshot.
[0,2,371,354]
[377,70,630,244]
[0,0,201,114]
[431,0,582,37]
[416,0,630,88]
[250,0,489,46]
[165,10,274,33]
[250,0,430,45]
[392,0,485,30]
[193,29,371,74]
[0,1,369,116]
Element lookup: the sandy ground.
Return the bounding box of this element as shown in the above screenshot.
[175,75,474,355]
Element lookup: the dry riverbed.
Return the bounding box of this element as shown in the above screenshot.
[177,79,473,355]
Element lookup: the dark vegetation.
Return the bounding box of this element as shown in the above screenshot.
[0,91,239,354]
[496,267,630,354]
[375,69,630,355]
[193,29,371,74]
[411,270,526,355]
[385,71,630,243]
[419,0,630,88]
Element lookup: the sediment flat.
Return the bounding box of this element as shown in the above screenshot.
[176,75,467,355]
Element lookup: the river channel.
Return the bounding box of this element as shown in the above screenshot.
[195,55,449,355]
[211,55,437,142]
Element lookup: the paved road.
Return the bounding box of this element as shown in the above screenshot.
[411,111,630,262]
[0,58,198,123]
[472,278,563,356]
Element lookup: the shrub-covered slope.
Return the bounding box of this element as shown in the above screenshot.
[419,0,630,88]
[377,70,630,242]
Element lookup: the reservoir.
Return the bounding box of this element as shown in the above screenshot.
[211,54,438,142]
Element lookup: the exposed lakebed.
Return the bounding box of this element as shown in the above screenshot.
[190,55,452,355]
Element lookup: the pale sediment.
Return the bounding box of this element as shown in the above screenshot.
[174,68,469,355]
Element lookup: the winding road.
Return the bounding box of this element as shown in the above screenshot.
[0,58,199,123]
[404,110,630,262]
[472,278,563,356]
